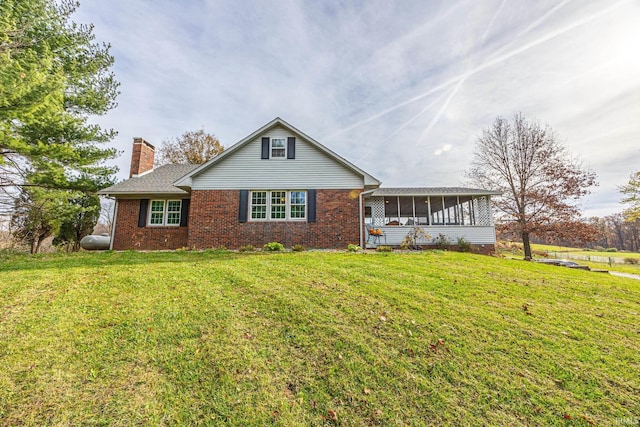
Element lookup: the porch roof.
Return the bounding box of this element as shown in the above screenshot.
[368,187,502,197]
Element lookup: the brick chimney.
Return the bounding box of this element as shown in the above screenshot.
[129,137,155,178]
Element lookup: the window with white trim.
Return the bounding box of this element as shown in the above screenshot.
[290,191,306,219]
[251,191,267,219]
[271,191,286,219]
[250,190,306,221]
[149,200,181,226]
[270,138,286,158]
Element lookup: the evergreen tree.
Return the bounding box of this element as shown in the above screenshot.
[53,192,100,251]
[1,0,120,213]
[620,170,640,221]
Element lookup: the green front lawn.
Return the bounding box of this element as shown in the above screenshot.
[0,250,638,425]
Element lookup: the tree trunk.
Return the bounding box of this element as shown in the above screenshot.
[522,232,532,260]
[34,238,42,254]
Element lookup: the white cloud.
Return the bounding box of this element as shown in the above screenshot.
[73,0,640,217]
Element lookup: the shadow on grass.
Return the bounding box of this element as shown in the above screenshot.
[0,249,245,273]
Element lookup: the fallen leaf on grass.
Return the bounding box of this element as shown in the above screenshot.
[429,339,450,354]
[328,409,338,421]
[363,387,371,395]
[580,415,595,426]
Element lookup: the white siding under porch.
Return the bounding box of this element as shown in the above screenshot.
[191,126,363,190]
[368,225,497,247]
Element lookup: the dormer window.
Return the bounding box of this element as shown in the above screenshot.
[271,138,286,158]
[261,136,295,160]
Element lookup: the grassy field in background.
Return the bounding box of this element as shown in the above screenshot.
[498,242,640,275]
[499,241,640,259]
[1,250,638,425]
[530,243,640,259]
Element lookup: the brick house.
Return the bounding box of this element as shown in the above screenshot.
[99,118,500,252]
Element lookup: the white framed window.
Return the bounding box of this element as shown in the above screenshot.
[148,199,181,226]
[271,191,287,219]
[290,191,306,219]
[251,191,267,219]
[270,138,286,158]
[250,190,306,221]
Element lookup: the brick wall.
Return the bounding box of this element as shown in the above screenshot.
[188,189,362,249]
[112,199,188,250]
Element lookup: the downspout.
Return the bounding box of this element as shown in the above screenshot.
[109,198,118,250]
[359,189,377,248]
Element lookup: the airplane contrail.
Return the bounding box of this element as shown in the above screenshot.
[481,0,508,45]
[416,74,469,146]
[322,0,629,141]
[385,86,452,139]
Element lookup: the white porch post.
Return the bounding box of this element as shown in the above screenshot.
[359,189,377,247]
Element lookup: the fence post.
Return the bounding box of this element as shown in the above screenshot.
[609,257,612,267]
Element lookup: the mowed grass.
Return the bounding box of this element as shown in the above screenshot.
[0,250,638,426]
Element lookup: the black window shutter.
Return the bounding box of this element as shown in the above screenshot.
[261,137,269,159]
[138,199,149,227]
[180,199,190,227]
[239,190,249,223]
[307,189,316,223]
[287,137,296,159]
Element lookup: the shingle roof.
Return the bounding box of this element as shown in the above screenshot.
[370,187,502,196]
[98,164,199,196]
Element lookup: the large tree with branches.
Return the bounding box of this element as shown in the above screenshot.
[466,113,597,259]
[154,129,223,166]
[0,0,119,215]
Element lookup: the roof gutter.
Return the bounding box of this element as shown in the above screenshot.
[109,198,118,250]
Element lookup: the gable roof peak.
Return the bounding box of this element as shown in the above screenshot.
[173,117,381,188]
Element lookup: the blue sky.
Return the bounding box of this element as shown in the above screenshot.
[75,0,640,217]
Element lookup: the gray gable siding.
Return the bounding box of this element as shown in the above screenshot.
[191,126,363,190]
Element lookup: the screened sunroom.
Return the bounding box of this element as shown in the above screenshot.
[362,188,501,248]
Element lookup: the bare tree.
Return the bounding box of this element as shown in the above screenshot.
[93,197,115,235]
[155,129,224,166]
[466,113,597,259]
